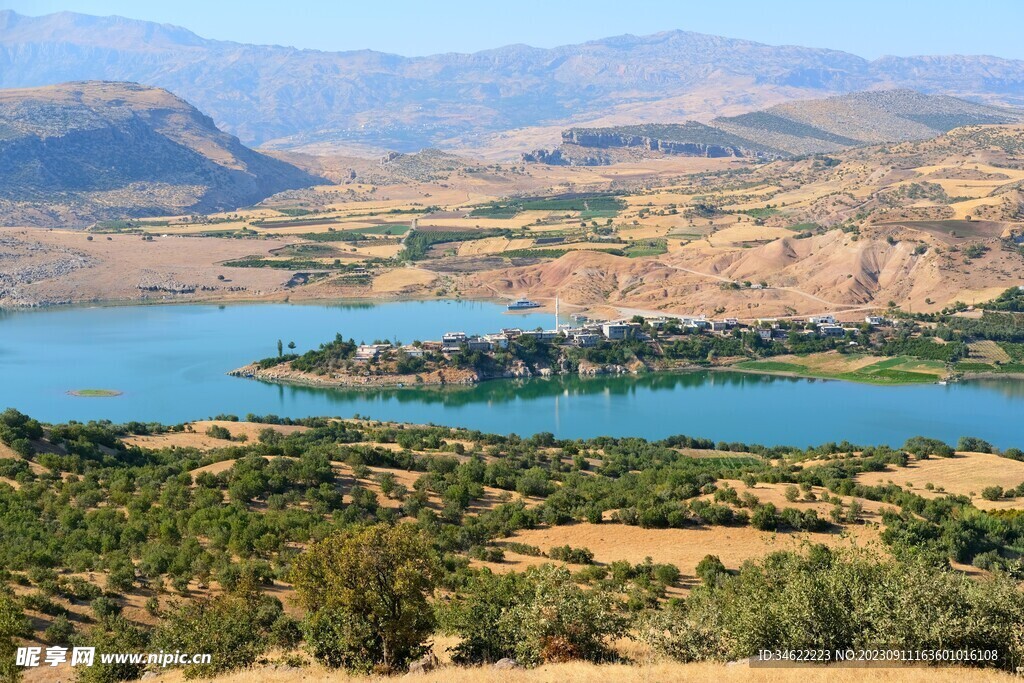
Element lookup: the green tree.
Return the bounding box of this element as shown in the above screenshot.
[277,339,283,358]
[291,524,438,673]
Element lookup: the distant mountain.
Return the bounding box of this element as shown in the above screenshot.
[526,91,1024,164]
[0,81,322,227]
[6,11,1024,152]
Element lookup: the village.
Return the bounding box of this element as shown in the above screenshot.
[349,300,891,364]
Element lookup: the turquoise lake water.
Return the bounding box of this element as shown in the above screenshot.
[1,300,1022,448]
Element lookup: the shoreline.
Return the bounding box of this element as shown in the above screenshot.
[228,357,965,393]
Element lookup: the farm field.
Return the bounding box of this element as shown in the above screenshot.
[733,354,949,385]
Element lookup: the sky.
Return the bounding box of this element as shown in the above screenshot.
[6,0,1024,59]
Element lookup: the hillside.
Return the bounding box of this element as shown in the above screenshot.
[7,11,1024,152]
[525,91,1024,163]
[0,81,322,227]
[715,90,1024,155]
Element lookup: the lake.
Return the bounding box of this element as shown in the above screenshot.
[1,301,1022,448]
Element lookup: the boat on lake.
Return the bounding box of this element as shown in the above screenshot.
[507,297,542,310]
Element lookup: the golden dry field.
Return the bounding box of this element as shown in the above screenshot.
[856,452,1024,510]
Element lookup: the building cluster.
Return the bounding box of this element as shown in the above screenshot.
[350,312,891,362]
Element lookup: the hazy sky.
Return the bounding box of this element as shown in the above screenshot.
[7,0,1024,59]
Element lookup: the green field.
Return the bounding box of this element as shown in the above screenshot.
[624,239,668,258]
[734,355,946,385]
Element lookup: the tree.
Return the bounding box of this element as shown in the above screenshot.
[288,341,297,351]
[291,524,438,673]
[277,339,283,358]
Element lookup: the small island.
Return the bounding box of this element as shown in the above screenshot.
[67,389,123,398]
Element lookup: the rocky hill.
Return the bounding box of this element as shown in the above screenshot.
[0,81,322,227]
[6,11,1024,152]
[524,91,1024,163]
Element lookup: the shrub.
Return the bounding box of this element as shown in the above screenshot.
[76,617,150,683]
[205,424,232,440]
[981,486,1004,501]
[440,564,626,666]
[0,587,30,683]
[642,546,1024,671]
[44,615,74,644]
[695,555,727,585]
[154,591,275,678]
[958,436,993,453]
[548,545,595,565]
[750,503,778,531]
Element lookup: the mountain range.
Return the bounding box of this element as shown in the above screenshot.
[6,10,1024,151]
[0,81,321,227]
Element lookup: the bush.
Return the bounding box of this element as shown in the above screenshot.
[76,617,150,683]
[439,564,626,666]
[0,587,30,683]
[981,486,1004,501]
[205,424,232,440]
[291,524,438,673]
[508,565,627,665]
[44,615,74,644]
[958,436,993,453]
[548,545,594,565]
[903,436,954,458]
[695,555,727,585]
[642,546,1024,671]
[154,591,274,678]
[750,503,778,531]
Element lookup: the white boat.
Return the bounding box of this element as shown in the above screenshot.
[507,297,541,310]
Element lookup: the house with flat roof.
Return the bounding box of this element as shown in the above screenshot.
[355,343,391,361]
[441,332,467,352]
[570,332,601,348]
[601,321,640,340]
[818,324,846,337]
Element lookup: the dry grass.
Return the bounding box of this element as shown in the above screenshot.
[706,480,896,523]
[124,661,1019,683]
[481,522,881,585]
[371,267,438,293]
[856,452,1024,509]
[123,421,309,451]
